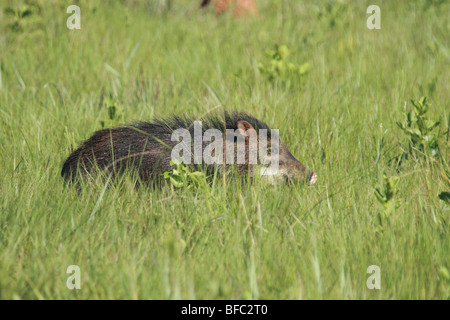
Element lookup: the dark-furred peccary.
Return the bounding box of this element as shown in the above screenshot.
[61,111,317,185]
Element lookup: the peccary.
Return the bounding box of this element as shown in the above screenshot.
[61,111,317,185]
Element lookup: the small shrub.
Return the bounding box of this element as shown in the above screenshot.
[439,191,450,206]
[99,97,124,128]
[374,175,401,233]
[258,44,309,84]
[4,4,42,33]
[163,159,208,190]
[396,96,441,160]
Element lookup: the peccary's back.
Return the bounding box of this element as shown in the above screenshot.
[61,124,175,182]
[61,112,274,183]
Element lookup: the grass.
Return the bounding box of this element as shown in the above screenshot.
[0,0,449,299]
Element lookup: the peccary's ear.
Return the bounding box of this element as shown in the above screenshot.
[237,120,255,137]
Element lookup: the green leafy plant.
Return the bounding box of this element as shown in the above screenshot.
[396,97,441,160]
[4,4,42,33]
[163,159,207,189]
[439,192,450,206]
[374,175,401,233]
[4,6,32,32]
[99,97,124,128]
[375,175,401,212]
[258,44,309,84]
[314,1,349,28]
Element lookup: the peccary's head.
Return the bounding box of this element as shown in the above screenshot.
[233,118,317,185]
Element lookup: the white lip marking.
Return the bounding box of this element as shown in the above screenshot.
[259,166,281,176]
[309,172,318,185]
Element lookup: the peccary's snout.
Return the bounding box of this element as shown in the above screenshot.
[278,144,317,185]
[286,159,317,185]
[307,170,318,185]
[301,166,318,185]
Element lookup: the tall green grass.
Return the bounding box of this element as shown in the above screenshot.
[0,0,448,299]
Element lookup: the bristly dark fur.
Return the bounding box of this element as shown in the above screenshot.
[132,111,272,136]
[61,111,272,182]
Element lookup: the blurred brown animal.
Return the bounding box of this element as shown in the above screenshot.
[201,0,258,17]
